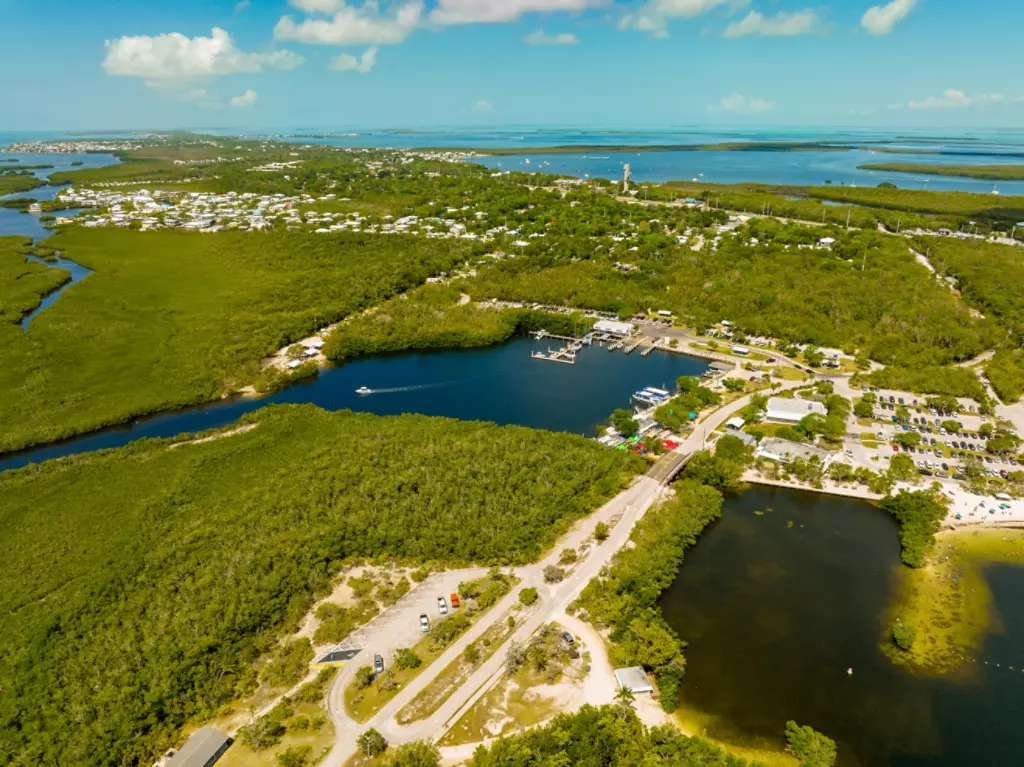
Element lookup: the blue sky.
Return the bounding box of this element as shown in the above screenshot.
[3,0,1024,130]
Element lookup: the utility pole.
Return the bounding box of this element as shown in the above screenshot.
[897,218,901,234]
[846,210,851,230]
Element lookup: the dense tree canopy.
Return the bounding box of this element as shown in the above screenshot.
[574,481,723,711]
[467,704,755,767]
[0,405,640,766]
[0,227,482,452]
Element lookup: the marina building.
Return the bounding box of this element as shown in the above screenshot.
[593,320,635,337]
[765,397,827,424]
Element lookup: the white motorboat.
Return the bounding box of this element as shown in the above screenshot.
[356,386,372,395]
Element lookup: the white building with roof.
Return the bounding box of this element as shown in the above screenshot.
[593,320,635,337]
[765,397,826,424]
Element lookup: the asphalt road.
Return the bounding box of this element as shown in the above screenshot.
[318,384,797,766]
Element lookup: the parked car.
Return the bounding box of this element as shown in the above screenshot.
[450,593,461,609]
[437,596,448,615]
[420,614,430,632]
[561,630,575,646]
[374,654,384,674]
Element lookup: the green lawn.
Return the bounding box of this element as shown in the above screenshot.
[0,227,479,452]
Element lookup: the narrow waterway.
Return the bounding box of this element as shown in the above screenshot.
[20,255,93,330]
[659,485,1024,766]
[0,338,708,471]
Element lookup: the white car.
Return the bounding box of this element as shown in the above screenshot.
[419,613,430,632]
[437,597,448,615]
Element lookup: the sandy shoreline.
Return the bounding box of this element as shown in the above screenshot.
[742,472,1024,531]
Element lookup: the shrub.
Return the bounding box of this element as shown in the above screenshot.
[543,566,565,584]
[785,720,837,767]
[519,587,539,606]
[277,745,312,767]
[891,618,916,651]
[239,716,285,751]
[394,648,422,671]
[355,665,375,689]
[357,728,388,758]
[261,639,314,688]
[594,522,610,542]
[558,548,578,565]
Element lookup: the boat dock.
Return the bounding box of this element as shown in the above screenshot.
[623,338,644,355]
[532,330,592,346]
[532,347,576,364]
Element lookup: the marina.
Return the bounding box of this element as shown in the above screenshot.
[0,336,710,472]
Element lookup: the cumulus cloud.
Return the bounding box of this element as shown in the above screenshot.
[707,92,775,113]
[890,89,1006,110]
[861,0,917,35]
[103,28,303,80]
[330,46,379,72]
[723,9,819,37]
[289,0,346,11]
[523,29,580,44]
[620,0,747,37]
[275,1,423,45]
[431,0,596,25]
[471,99,494,113]
[230,89,258,108]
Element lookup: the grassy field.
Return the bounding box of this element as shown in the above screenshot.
[0,227,480,452]
[0,404,640,766]
[859,162,1024,181]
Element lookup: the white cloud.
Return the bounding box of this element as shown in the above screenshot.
[471,99,494,113]
[861,0,917,35]
[330,46,379,72]
[103,28,303,80]
[230,89,258,108]
[723,9,819,37]
[431,0,597,25]
[707,92,775,113]
[274,1,424,45]
[620,0,747,37]
[891,89,1006,110]
[289,0,346,12]
[523,29,580,44]
[234,0,251,13]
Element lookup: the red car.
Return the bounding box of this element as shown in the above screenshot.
[892,445,899,452]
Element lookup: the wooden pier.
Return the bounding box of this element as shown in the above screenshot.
[532,348,576,364]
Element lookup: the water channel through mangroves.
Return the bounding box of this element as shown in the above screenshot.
[659,485,1024,767]
[0,337,709,471]
[20,255,93,330]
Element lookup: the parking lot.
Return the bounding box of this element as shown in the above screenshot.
[337,567,488,666]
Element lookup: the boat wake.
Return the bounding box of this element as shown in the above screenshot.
[361,381,454,395]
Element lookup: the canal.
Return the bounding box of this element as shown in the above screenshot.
[659,485,1024,767]
[0,337,708,471]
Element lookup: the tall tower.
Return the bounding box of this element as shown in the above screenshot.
[623,163,631,193]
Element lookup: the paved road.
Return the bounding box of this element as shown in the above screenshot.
[319,384,798,765]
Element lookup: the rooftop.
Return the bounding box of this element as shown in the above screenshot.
[166,727,230,767]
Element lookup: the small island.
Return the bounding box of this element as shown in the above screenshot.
[859,162,1024,181]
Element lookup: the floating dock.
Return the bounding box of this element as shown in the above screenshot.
[532,348,576,364]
